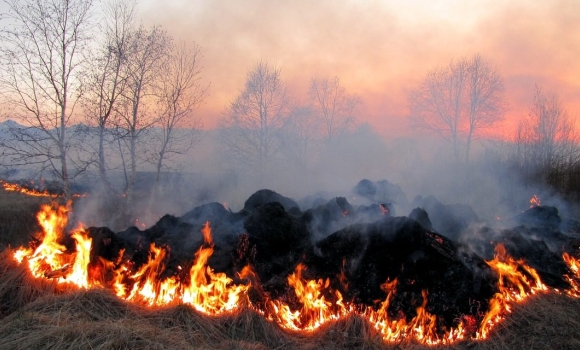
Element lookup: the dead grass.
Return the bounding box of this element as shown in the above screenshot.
[1,248,580,350]
[1,187,580,349]
[0,189,49,250]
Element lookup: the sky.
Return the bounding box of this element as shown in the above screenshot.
[134,0,580,139]
[1,0,578,139]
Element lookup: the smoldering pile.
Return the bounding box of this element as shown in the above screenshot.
[27,179,580,337]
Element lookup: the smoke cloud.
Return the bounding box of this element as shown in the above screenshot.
[135,0,580,138]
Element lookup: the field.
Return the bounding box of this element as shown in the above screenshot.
[1,188,580,349]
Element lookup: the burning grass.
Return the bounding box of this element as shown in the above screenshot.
[1,249,580,350]
[2,186,580,349]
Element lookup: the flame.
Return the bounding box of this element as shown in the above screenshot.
[268,263,349,331]
[11,204,580,345]
[365,279,465,344]
[182,222,250,313]
[529,194,541,208]
[476,243,547,339]
[267,266,465,344]
[563,252,580,297]
[14,210,248,315]
[2,180,52,197]
[14,204,92,287]
[1,179,86,197]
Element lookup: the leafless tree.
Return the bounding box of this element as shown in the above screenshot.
[409,61,467,161]
[514,85,579,186]
[309,76,358,145]
[465,54,505,162]
[81,0,136,195]
[116,24,171,219]
[0,0,94,203]
[219,61,290,178]
[279,105,320,171]
[409,54,505,162]
[146,41,207,205]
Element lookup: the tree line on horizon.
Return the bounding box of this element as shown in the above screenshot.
[1,0,578,227]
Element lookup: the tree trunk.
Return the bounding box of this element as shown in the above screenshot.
[465,125,474,163]
[98,126,113,194]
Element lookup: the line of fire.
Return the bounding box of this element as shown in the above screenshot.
[4,178,580,346]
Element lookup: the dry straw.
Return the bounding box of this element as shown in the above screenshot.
[1,249,580,349]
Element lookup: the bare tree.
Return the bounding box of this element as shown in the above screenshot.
[409,59,468,161]
[117,24,171,220]
[465,54,505,162]
[280,105,320,171]
[147,41,207,205]
[0,0,94,203]
[515,85,579,186]
[409,54,505,162]
[219,61,290,178]
[81,0,136,195]
[309,76,358,145]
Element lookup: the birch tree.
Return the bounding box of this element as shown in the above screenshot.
[515,86,579,185]
[81,0,136,195]
[147,41,206,204]
[409,54,505,162]
[117,24,170,219]
[219,61,290,178]
[0,0,94,203]
[309,76,358,145]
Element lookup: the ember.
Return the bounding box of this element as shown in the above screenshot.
[530,194,541,208]
[9,180,580,345]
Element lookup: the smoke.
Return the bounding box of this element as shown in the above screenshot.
[132,0,580,137]
[65,115,578,246]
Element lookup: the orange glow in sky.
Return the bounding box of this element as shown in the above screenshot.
[139,0,580,139]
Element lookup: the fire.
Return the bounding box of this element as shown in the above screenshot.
[14,203,91,287]
[267,266,465,344]
[529,194,541,208]
[563,252,580,297]
[181,222,249,314]
[11,204,580,345]
[476,243,547,339]
[365,279,465,344]
[268,263,349,331]
[14,208,249,315]
[2,180,52,197]
[1,179,86,197]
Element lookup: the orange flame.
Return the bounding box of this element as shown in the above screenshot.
[11,204,580,345]
[268,263,349,331]
[529,194,541,208]
[182,222,250,313]
[563,252,580,297]
[14,206,249,315]
[1,179,86,197]
[365,279,465,344]
[476,243,547,339]
[14,204,91,287]
[2,180,52,197]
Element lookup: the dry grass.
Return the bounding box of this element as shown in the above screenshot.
[1,247,580,350]
[1,188,580,349]
[0,189,49,250]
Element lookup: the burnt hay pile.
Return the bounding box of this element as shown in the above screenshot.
[1,179,580,349]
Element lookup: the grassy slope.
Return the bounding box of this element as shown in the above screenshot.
[0,188,579,349]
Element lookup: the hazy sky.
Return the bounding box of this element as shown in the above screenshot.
[10,0,580,138]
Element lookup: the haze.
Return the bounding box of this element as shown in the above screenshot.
[137,0,580,138]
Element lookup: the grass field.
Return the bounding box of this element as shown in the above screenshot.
[1,187,580,349]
